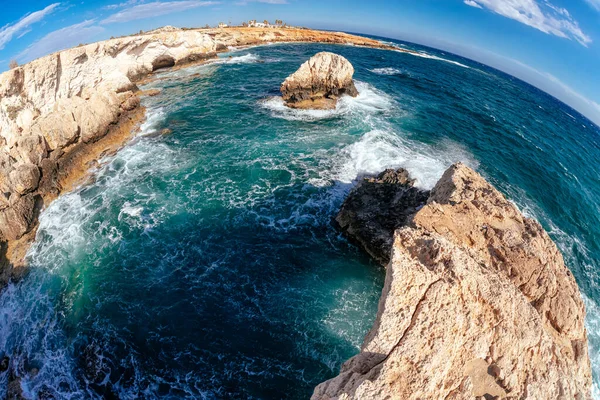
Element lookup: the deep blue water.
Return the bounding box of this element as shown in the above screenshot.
[1,38,600,399]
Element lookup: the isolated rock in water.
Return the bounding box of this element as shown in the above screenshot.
[336,168,429,265]
[314,163,592,399]
[280,52,358,109]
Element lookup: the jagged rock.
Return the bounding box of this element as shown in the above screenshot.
[30,100,79,151]
[72,92,121,143]
[13,134,48,165]
[280,52,358,109]
[0,194,36,240]
[315,163,592,399]
[9,164,40,195]
[336,168,429,265]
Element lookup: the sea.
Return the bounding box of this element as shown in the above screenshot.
[1,36,599,399]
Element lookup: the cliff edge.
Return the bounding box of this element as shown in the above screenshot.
[315,163,592,399]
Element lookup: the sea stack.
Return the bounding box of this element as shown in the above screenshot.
[314,163,592,399]
[280,52,359,110]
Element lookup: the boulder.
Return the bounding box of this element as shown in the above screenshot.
[9,164,40,195]
[0,194,36,240]
[280,52,358,109]
[13,134,48,164]
[314,163,592,399]
[72,91,121,143]
[30,100,79,151]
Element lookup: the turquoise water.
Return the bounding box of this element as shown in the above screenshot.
[1,38,600,399]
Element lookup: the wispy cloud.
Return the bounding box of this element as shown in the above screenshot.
[464,0,483,8]
[101,1,218,24]
[584,0,600,11]
[0,3,60,50]
[16,20,104,62]
[236,0,288,4]
[103,0,144,10]
[464,0,591,46]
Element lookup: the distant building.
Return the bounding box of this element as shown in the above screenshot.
[218,22,228,28]
[247,20,270,28]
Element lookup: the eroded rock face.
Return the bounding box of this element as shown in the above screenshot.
[0,28,219,250]
[280,52,358,110]
[314,163,592,399]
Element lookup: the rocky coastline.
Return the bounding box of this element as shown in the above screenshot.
[0,26,396,284]
[0,25,592,399]
[314,164,592,399]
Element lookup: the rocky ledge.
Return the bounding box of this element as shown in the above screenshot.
[280,52,359,110]
[315,163,592,399]
[0,27,394,283]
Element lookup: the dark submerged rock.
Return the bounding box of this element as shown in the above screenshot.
[336,168,429,265]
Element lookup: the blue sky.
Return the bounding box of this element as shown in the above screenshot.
[0,0,599,125]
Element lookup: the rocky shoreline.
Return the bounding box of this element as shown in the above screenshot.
[0,26,397,284]
[314,164,592,399]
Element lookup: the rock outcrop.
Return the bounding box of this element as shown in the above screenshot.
[280,52,359,109]
[314,163,592,399]
[0,27,393,279]
[336,168,429,265]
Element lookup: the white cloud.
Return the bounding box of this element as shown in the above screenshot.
[0,3,60,50]
[237,0,288,4]
[584,0,600,11]
[464,0,483,9]
[16,20,104,62]
[465,0,591,46]
[101,1,218,24]
[103,0,143,10]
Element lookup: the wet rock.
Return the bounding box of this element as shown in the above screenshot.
[316,163,592,399]
[336,168,428,265]
[280,52,358,110]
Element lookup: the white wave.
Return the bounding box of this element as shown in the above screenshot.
[139,107,166,136]
[261,81,394,122]
[333,129,477,189]
[217,53,261,64]
[370,67,403,76]
[397,49,470,69]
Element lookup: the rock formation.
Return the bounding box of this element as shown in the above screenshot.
[0,27,394,281]
[280,52,359,109]
[336,168,429,265]
[314,163,592,399]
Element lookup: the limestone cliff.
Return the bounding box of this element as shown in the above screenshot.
[0,27,393,279]
[314,163,592,399]
[281,52,359,110]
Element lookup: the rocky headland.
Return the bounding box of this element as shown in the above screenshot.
[280,52,359,109]
[0,26,396,284]
[315,163,592,399]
